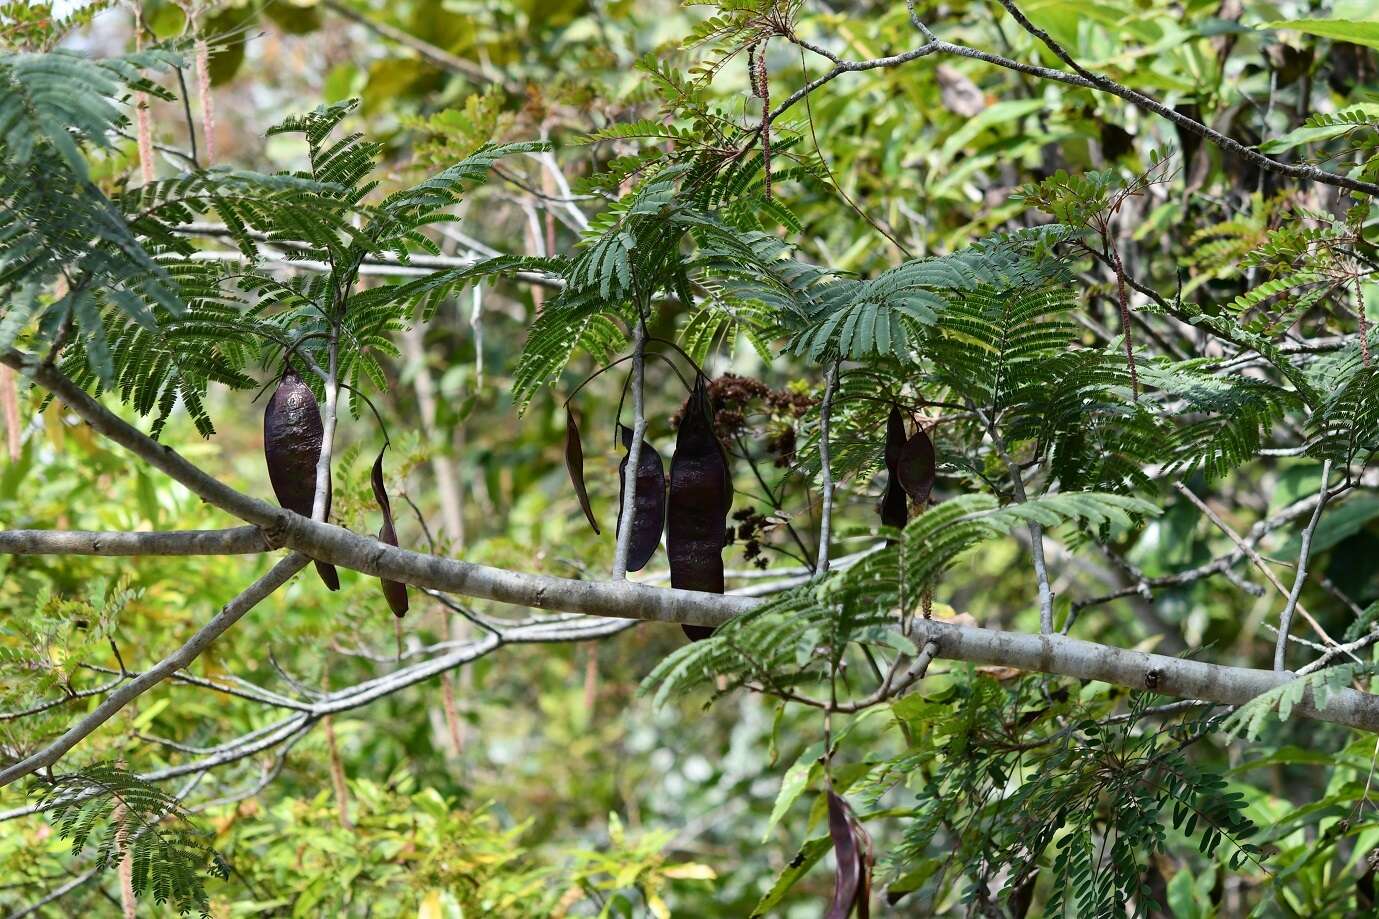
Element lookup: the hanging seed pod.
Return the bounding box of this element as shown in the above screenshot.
[884,404,905,470]
[616,424,666,573]
[668,376,732,641]
[896,423,936,507]
[829,791,875,918]
[825,790,874,919]
[371,447,408,617]
[879,478,908,530]
[565,408,600,535]
[264,367,339,591]
[879,405,908,532]
[1009,869,1039,919]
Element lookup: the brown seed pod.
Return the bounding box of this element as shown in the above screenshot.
[879,405,908,532]
[825,790,873,919]
[371,447,408,618]
[896,423,936,506]
[884,404,906,470]
[565,408,600,535]
[264,368,339,591]
[616,424,666,574]
[668,376,732,641]
[879,477,908,531]
[878,404,937,528]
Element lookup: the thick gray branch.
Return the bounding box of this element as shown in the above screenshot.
[911,620,1379,733]
[0,527,267,556]
[7,349,1379,740]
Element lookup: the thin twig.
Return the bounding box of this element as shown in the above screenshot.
[766,9,1379,197]
[320,0,515,91]
[1275,460,1335,671]
[814,360,838,577]
[975,403,1054,633]
[1174,481,1353,662]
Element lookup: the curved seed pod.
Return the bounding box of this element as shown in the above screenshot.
[371,447,408,618]
[264,368,339,590]
[616,424,666,573]
[826,791,862,919]
[879,404,908,532]
[853,806,875,919]
[565,408,600,535]
[1009,869,1039,919]
[668,376,732,642]
[895,424,936,506]
[884,404,905,470]
[879,478,908,531]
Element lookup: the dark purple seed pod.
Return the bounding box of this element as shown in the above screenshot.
[616,424,666,573]
[879,404,908,533]
[371,447,408,617]
[826,791,862,919]
[264,367,338,590]
[879,477,908,531]
[885,404,906,470]
[896,424,936,507]
[565,408,600,535]
[668,376,732,641]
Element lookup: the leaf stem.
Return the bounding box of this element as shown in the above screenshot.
[815,360,838,578]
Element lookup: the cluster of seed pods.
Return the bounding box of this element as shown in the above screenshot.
[269,356,933,918]
[566,373,732,641]
[880,403,936,530]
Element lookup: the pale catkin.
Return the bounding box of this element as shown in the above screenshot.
[133,10,154,183]
[1357,273,1371,368]
[115,759,136,919]
[754,41,772,201]
[135,98,155,183]
[324,713,354,829]
[195,37,216,165]
[0,364,20,460]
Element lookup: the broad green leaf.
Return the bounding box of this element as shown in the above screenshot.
[1258,104,1379,153]
[765,742,822,840]
[939,99,1046,162]
[748,835,831,918]
[1263,19,1379,50]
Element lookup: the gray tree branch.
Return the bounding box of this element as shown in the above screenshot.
[0,527,267,556]
[6,348,1379,765]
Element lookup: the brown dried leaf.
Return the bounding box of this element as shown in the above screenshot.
[565,407,600,535]
[936,63,985,117]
